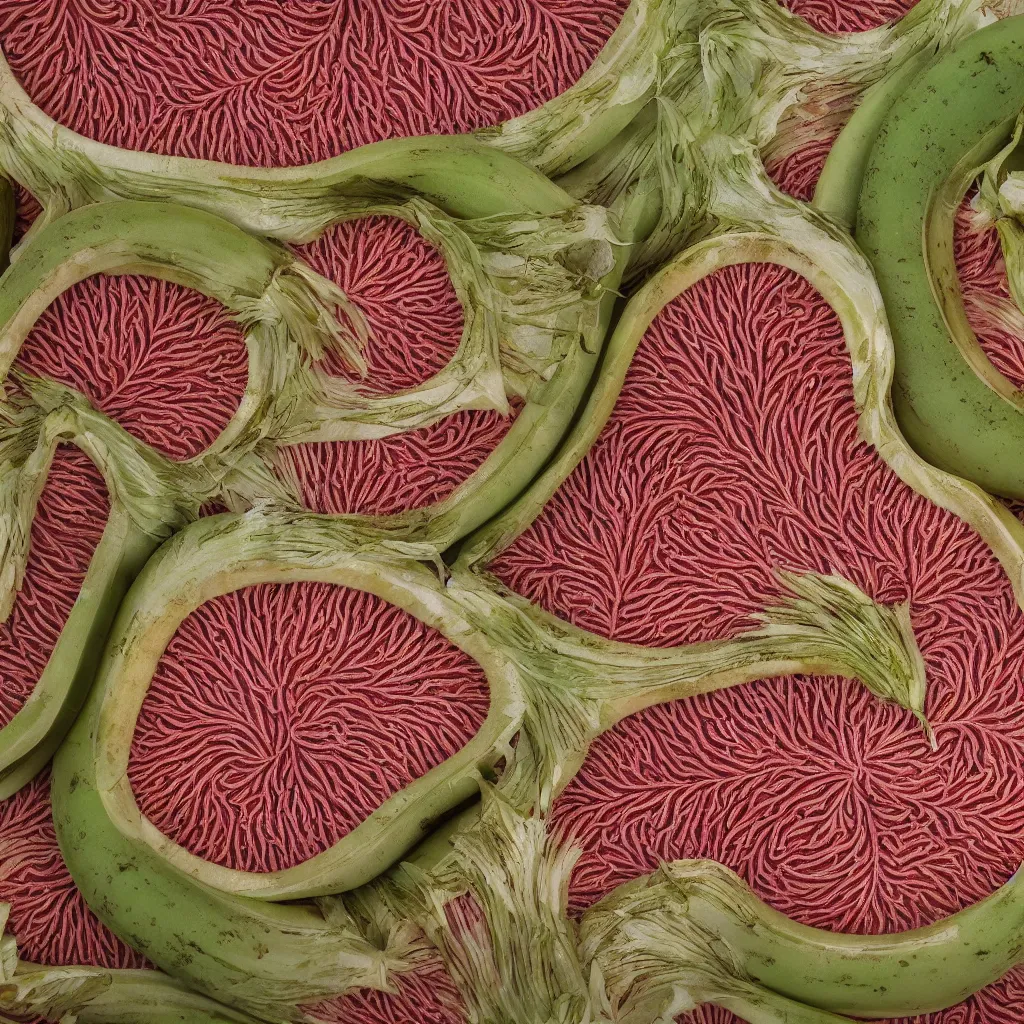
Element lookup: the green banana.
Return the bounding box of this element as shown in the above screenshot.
[582,858,1024,1020]
[0,199,355,799]
[857,15,1024,498]
[812,46,936,230]
[1,932,262,1024]
[0,508,160,800]
[51,508,531,1017]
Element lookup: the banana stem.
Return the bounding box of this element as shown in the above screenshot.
[0,504,166,798]
[705,867,1024,1017]
[716,982,858,1024]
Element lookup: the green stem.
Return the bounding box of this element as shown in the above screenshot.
[0,505,163,799]
[696,865,1024,1017]
[0,45,572,242]
[452,186,656,567]
[472,0,665,178]
[583,857,1024,1022]
[554,101,660,205]
[2,962,261,1024]
[420,234,628,553]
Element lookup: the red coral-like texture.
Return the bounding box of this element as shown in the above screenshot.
[4,3,1024,1024]
[493,260,1024,1023]
[0,0,628,1002]
[129,583,490,873]
[0,452,108,731]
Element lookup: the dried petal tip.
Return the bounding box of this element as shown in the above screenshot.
[752,571,931,742]
[916,712,938,752]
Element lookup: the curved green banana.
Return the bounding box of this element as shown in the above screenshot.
[812,46,935,231]
[857,15,1024,498]
[0,507,160,799]
[0,199,365,454]
[51,508,530,1017]
[0,51,571,242]
[582,858,1024,1020]
[67,509,524,902]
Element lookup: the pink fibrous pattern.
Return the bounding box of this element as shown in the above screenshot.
[2,4,1024,1024]
[0,451,138,969]
[0,450,107,731]
[0,2,627,166]
[15,278,250,462]
[308,965,464,1024]
[782,0,912,32]
[0,771,144,970]
[767,0,914,201]
[128,583,489,873]
[492,261,1024,1024]
[0,0,627,1008]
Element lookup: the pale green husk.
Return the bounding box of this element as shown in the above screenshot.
[540,0,994,275]
[282,198,619,442]
[353,785,1024,1024]
[0,373,297,624]
[381,788,604,1024]
[0,903,259,1024]
[443,564,932,812]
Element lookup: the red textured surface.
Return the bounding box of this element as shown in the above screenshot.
[0,0,628,1004]
[16,278,250,462]
[0,451,108,731]
[308,966,464,1024]
[129,584,489,873]
[493,260,1024,1024]
[3,5,1024,1024]
[0,1,625,165]
[0,770,143,970]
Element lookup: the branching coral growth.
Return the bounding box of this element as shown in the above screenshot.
[4,1,1024,1024]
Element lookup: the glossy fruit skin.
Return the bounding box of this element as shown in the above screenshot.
[858,16,1024,498]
